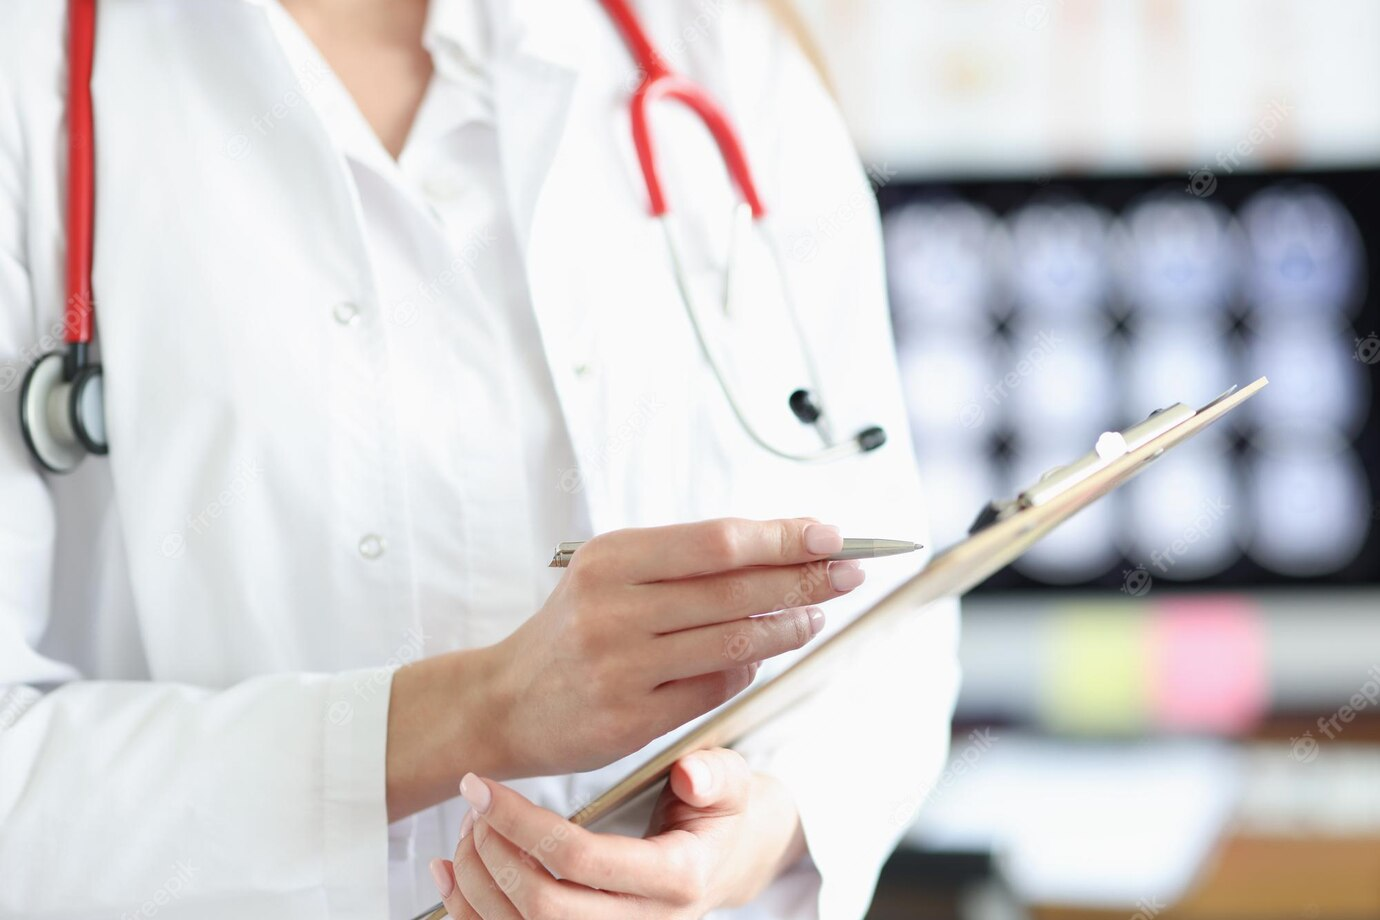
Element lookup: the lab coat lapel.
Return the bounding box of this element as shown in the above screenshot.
[489,0,579,255]
[487,0,614,529]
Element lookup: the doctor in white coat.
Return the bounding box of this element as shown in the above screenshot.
[0,0,960,917]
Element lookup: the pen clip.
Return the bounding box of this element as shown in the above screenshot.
[550,542,584,568]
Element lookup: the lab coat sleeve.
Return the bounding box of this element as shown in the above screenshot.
[0,66,391,920]
[723,7,963,919]
[734,597,961,920]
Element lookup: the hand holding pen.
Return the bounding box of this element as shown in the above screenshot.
[482,519,913,781]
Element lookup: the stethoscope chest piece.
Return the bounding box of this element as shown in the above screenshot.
[20,351,108,474]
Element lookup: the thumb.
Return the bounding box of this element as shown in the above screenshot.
[669,748,751,811]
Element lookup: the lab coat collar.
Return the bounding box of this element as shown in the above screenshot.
[424,0,490,85]
[486,0,581,252]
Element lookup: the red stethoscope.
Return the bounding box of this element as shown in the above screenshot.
[19,0,105,474]
[21,0,885,477]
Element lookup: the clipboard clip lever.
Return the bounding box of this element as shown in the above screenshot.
[967,401,1201,534]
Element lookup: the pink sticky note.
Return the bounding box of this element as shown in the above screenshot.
[1149,596,1269,733]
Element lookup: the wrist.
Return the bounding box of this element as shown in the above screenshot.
[384,644,512,821]
[454,642,521,780]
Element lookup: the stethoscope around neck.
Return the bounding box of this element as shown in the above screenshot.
[599,0,886,462]
[19,0,886,475]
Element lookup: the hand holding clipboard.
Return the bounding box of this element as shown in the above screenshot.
[413,377,1267,920]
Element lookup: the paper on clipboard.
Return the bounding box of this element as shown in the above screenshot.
[413,377,1267,920]
[568,377,1269,828]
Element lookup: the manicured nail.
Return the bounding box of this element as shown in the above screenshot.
[460,773,493,815]
[430,858,454,898]
[807,606,826,636]
[459,809,475,840]
[828,560,865,591]
[683,758,711,794]
[804,523,843,555]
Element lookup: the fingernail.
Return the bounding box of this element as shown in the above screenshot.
[804,523,843,555]
[460,773,492,815]
[807,606,826,636]
[828,560,865,591]
[459,809,475,840]
[684,758,711,794]
[430,858,455,898]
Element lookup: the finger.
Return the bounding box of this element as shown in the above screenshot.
[473,818,620,920]
[453,829,523,920]
[668,748,753,811]
[430,857,477,919]
[651,606,824,681]
[461,774,684,900]
[585,518,843,583]
[647,558,861,633]
[649,664,757,735]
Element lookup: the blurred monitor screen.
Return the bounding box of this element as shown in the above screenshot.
[878,169,1380,592]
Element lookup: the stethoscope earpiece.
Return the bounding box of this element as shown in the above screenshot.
[855,425,887,452]
[19,351,106,474]
[787,389,888,458]
[788,389,823,425]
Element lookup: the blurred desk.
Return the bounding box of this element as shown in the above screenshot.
[874,732,1380,920]
[1032,835,1380,919]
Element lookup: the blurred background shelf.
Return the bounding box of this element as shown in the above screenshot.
[781,0,1380,916]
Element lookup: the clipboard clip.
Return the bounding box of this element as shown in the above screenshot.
[967,398,1209,534]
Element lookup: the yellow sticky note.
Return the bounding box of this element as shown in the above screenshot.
[1041,602,1151,735]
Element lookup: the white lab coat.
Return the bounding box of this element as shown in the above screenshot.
[0,0,960,918]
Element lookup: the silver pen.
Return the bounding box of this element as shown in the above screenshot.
[549,538,922,568]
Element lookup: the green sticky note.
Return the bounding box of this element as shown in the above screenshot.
[1041,602,1151,735]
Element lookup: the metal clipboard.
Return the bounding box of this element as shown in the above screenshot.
[412,376,1267,920]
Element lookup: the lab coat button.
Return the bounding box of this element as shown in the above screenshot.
[334,301,361,326]
[358,534,387,560]
[573,362,592,378]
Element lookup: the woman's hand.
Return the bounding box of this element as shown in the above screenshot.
[385,517,862,821]
[430,748,808,918]
[486,518,864,779]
